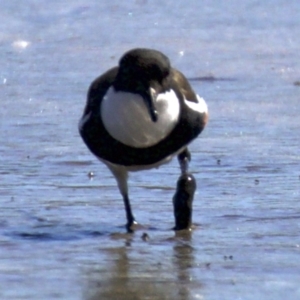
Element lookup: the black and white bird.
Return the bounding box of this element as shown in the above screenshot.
[79,48,208,231]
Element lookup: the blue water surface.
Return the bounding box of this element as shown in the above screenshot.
[0,1,300,299]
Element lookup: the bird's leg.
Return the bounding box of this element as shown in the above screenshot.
[123,194,136,232]
[173,173,196,230]
[106,164,137,232]
[173,148,196,230]
[178,148,191,174]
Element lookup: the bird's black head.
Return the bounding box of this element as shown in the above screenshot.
[114,48,172,122]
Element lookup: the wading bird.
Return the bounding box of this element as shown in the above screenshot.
[79,48,208,231]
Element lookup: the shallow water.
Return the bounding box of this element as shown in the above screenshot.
[1,1,300,299]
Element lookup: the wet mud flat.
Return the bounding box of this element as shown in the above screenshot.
[1,73,299,300]
[1,0,300,299]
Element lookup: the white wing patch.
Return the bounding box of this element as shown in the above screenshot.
[184,95,208,114]
[101,87,180,148]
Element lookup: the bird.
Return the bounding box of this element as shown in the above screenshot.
[79,48,208,232]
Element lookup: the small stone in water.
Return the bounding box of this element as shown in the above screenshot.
[224,255,233,260]
[141,232,149,241]
[88,171,94,178]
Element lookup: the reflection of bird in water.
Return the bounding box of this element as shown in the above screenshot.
[79,48,208,232]
[173,173,196,230]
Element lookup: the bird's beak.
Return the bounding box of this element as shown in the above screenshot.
[143,87,158,122]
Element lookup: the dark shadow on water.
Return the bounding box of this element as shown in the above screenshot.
[172,231,201,299]
[83,230,202,300]
[13,231,55,241]
[4,214,171,243]
[5,222,128,242]
[187,75,237,82]
[8,229,109,242]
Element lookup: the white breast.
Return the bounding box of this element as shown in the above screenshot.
[101,87,180,148]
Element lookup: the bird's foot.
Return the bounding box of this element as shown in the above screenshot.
[126,220,144,233]
[173,224,193,231]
